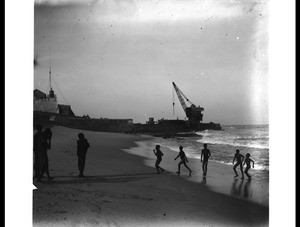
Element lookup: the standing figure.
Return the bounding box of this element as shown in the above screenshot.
[77,133,90,177]
[153,145,165,174]
[243,153,255,180]
[33,124,43,179]
[233,149,244,179]
[38,128,54,181]
[201,143,211,176]
[174,146,192,176]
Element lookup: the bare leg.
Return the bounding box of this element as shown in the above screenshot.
[159,166,165,173]
[155,159,161,173]
[233,163,239,177]
[205,162,208,175]
[155,166,160,173]
[240,163,244,179]
[176,162,182,175]
[244,167,251,180]
[38,164,46,181]
[157,159,164,172]
[34,155,39,179]
[184,163,192,175]
[44,162,54,180]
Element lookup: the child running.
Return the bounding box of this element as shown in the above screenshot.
[153,145,165,174]
[174,146,192,176]
[233,149,244,179]
[201,143,211,176]
[243,153,255,180]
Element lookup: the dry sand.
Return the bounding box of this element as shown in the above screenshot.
[33,126,268,226]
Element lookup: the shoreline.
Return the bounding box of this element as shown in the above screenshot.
[33,126,268,226]
[124,139,269,207]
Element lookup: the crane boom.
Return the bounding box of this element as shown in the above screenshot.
[172,82,187,111]
[172,82,204,124]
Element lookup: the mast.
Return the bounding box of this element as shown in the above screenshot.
[48,47,55,98]
[49,47,52,91]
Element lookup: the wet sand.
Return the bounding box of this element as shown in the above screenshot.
[125,140,269,207]
[33,126,268,226]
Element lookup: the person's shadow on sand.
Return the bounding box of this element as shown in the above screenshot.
[201,176,206,185]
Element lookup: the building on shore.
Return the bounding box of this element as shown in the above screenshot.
[33,88,133,132]
[34,89,74,116]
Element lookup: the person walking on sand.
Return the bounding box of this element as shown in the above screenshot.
[201,143,211,176]
[243,153,255,180]
[153,145,165,174]
[77,133,90,177]
[233,149,244,179]
[38,128,54,182]
[174,146,192,176]
[33,124,43,179]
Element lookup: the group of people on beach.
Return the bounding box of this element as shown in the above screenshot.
[153,143,255,180]
[34,124,254,182]
[152,144,194,176]
[233,149,255,180]
[33,124,54,182]
[33,124,90,181]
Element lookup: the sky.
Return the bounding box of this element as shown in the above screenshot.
[34,0,269,125]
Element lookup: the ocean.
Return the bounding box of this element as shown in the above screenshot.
[152,124,269,180]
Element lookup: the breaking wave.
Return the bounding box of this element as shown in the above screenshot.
[196,128,269,150]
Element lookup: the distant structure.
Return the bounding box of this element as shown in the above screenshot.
[34,88,58,114]
[133,82,221,136]
[146,117,155,125]
[172,82,204,126]
[58,104,75,116]
[34,89,74,116]
[33,62,133,132]
[34,52,74,116]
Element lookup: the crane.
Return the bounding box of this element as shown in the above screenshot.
[172,82,204,125]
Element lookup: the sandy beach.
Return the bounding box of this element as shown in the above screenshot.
[124,140,269,207]
[33,126,268,226]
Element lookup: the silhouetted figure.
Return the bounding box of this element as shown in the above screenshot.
[33,124,43,179]
[38,128,54,182]
[201,143,211,176]
[77,133,90,177]
[243,153,255,180]
[174,146,192,176]
[233,149,244,179]
[153,145,165,174]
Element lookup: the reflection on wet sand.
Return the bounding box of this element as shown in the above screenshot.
[230,178,252,200]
